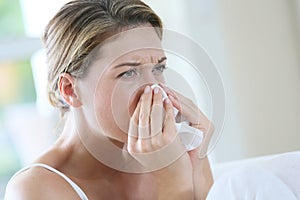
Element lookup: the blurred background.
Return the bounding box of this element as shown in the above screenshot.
[0,0,299,198]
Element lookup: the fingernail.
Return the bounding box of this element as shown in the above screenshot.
[144,86,150,93]
[154,87,159,94]
[165,98,171,104]
[169,95,174,100]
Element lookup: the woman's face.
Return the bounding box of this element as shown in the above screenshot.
[76,26,167,143]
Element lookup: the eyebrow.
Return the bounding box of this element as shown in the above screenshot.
[113,56,167,69]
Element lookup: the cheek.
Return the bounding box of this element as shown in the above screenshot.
[94,88,114,132]
[110,82,145,134]
[93,78,159,138]
[110,85,134,133]
[92,76,123,136]
[93,79,137,138]
[128,89,143,116]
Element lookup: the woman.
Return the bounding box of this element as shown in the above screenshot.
[5,0,214,199]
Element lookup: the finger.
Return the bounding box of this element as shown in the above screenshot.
[159,84,209,131]
[160,84,205,124]
[127,101,141,151]
[159,83,177,98]
[138,85,152,139]
[158,84,182,112]
[150,87,164,147]
[169,94,182,112]
[162,98,177,143]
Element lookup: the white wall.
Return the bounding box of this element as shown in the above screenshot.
[145,0,300,163]
[217,0,300,161]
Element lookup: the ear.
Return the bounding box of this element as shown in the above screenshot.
[58,73,82,108]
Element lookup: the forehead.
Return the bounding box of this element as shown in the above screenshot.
[98,26,164,63]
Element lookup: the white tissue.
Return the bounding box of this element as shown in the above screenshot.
[150,84,203,151]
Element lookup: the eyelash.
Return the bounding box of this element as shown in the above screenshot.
[153,64,167,74]
[117,64,167,79]
[117,69,137,79]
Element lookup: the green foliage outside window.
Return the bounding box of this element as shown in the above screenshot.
[0,0,25,37]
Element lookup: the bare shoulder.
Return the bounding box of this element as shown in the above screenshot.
[4,166,81,200]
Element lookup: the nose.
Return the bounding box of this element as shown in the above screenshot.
[128,73,164,116]
[140,70,162,87]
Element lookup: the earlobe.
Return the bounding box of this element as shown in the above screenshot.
[58,73,82,107]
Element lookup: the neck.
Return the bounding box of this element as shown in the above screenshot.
[53,111,144,179]
[54,113,118,180]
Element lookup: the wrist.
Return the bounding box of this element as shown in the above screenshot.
[154,153,194,199]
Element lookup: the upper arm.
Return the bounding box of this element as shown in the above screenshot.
[5,172,48,200]
[4,169,80,200]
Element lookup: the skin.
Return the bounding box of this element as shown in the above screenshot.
[5,26,214,200]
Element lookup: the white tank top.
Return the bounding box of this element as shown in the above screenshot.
[10,163,89,200]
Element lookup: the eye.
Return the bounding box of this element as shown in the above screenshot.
[118,69,138,79]
[152,64,167,75]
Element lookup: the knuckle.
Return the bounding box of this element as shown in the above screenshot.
[129,118,138,126]
[194,120,214,135]
[150,128,161,137]
[127,144,137,154]
[151,139,163,149]
[187,98,193,104]
[208,121,215,133]
[164,112,173,121]
[139,112,149,123]
[203,119,214,133]
[151,104,163,114]
[163,134,176,144]
[138,139,152,152]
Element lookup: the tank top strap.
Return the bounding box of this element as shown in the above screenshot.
[10,163,89,200]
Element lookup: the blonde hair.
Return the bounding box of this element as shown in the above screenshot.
[42,0,163,116]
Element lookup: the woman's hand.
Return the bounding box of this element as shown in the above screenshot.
[127,85,179,155]
[126,85,194,199]
[159,84,214,200]
[159,84,214,159]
